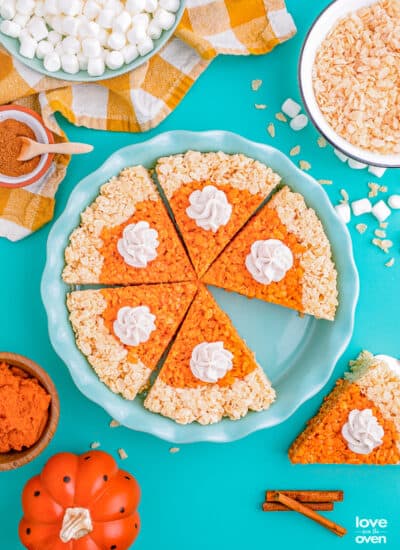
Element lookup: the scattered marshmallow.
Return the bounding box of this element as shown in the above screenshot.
[388,195,400,209]
[61,53,80,74]
[290,114,308,131]
[44,51,61,72]
[334,149,348,162]
[105,50,124,70]
[282,98,301,119]
[351,198,372,216]
[335,203,351,224]
[0,20,21,38]
[371,200,391,222]
[88,56,105,77]
[348,158,367,170]
[368,165,387,178]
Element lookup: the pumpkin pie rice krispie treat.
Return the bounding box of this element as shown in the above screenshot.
[289,352,400,464]
[63,166,195,285]
[203,186,338,321]
[144,285,275,424]
[155,151,281,277]
[67,282,197,400]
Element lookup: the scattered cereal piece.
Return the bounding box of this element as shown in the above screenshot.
[109,419,120,428]
[340,189,349,203]
[348,158,367,170]
[335,203,351,224]
[334,149,348,162]
[267,123,275,137]
[379,185,388,193]
[388,195,400,209]
[290,114,308,131]
[368,183,380,198]
[385,258,395,267]
[255,104,267,110]
[299,160,311,171]
[380,222,388,229]
[351,198,372,216]
[317,136,327,148]
[251,79,262,91]
[90,441,101,449]
[169,447,180,454]
[375,229,386,238]
[118,448,128,460]
[372,238,393,253]
[282,98,301,118]
[290,145,301,157]
[368,165,386,178]
[355,223,367,234]
[275,112,287,122]
[371,200,391,222]
[318,179,333,185]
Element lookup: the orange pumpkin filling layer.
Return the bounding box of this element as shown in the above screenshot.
[101,283,197,369]
[159,287,259,389]
[99,200,195,284]
[203,207,305,312]
[170,180,265,276]
[289,380,400,465]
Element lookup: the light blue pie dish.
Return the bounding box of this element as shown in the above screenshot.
[0,1,186,82]
[41,130,359,443]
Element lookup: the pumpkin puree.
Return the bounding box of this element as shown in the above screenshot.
[0,362,51,453]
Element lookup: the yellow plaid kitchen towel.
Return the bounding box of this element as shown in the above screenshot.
[0,0,296,240]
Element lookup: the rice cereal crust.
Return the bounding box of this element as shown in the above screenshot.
[156,151,281,276]
[144,285,276,424]
[63,166,195,285]
[67,282,198,400]
[289,352,400,464]
[203,186,338,321]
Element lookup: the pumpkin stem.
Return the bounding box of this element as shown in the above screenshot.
[60,507,93,543]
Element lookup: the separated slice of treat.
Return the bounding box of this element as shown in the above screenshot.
[203,186,338,321]
[63,166,195,285]
[155,151,281,277]
[289,352,400,465]
[144,285,275,424]
[67,282,198,400]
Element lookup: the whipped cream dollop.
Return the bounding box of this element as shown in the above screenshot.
[113,306,156,347]
[375,354,400,378]
[117,221,159,268]
[245,239,293,285]
[186,185,232,232]
[189,341,234,383]
[341,409,384,455]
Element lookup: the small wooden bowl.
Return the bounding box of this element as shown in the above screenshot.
[0,352,59,471]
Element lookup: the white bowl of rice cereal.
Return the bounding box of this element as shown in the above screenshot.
[299,0,400,167]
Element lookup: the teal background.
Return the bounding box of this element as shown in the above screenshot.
[1,0,399,548]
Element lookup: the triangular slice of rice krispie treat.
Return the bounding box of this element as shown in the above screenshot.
[289,352,400,464]
[63,166,195,285]
[67,282,198,400]
[144,285,275,424]
[203,186,338,321]
[155,151,281,277]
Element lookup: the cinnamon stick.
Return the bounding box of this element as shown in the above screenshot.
[262,502,334,512]
[271,492,347,537]
[265,490,343,503]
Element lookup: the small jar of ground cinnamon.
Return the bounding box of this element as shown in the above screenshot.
[0,119,41,177]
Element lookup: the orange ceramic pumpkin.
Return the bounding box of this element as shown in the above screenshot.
[19,450,141,550]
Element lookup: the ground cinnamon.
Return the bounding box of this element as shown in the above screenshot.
[0,119,40,177]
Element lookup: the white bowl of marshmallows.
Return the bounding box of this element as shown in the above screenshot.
[0,0,184,80]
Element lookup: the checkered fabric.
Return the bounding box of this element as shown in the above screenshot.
[0,0,296,240]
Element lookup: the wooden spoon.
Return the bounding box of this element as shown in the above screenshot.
[17,136,93,161]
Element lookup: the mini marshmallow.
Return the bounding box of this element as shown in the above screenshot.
[47,30,61,45]
[126,0,146,14]
[368,165,387,178]
[290,113,308,131]
[87,56,105,76]
[108,31,126,50]
[54,42,64,56]
[16,0,35,16]
[121,43,138,63]
[27,16,48,42]
[34,1,46,17]
[145,0,159,11]
[13,13,30,27]
[137,36,154,55]
[334,148,348,162]
[61,53,80,74]
[49,15,64,34]
[19,35,37,58]
[83,0,100,20]
[160,0,180,11]
[127,25,147,45]
[59,0,82,17]
[36,39,54,59]
[388,195,400,209]
[105,49,124,69]
[44,52,61,71]
[112,11,131,33]
[0,20,21,38]
[97,8,114,28]
[153,7,175,30]
[44,0,58,15]
[97,27,109,46]
[82,37,102,58]
[351,198,372,216]
[62,35,81,54]
[282,98,301,118]
[0,3,16,20]
[371,200,391,222]
[77,52,88,70]
[78,20,100,38]
[147,20,162,39]
[348,158,367,169]
[62,16,81,37]
[335,203,351,224]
